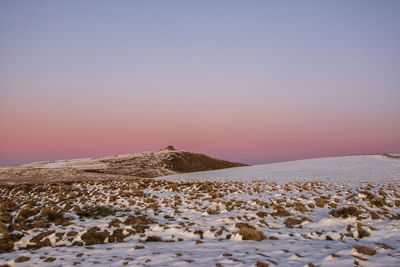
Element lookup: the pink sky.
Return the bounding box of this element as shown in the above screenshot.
[1,97,399,165]
[1,1,399,165]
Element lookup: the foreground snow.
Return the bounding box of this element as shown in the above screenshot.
[0,155,399,266]
[160,155,400,183]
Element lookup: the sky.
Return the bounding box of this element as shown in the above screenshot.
[1,0,400,165]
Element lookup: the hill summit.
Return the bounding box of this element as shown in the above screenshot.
[0,148,247,184]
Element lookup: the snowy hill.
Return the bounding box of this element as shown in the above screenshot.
[0,149,246,184]
[161,155,400,183]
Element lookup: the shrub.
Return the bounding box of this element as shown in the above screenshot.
[145,235,162,242]
[81,227,110,245]
[371,198,386,207]
[357,223,370,238]
[236,225,266,241]
[31,230,55,243]
[18,207,38,219]
[199,183,213,192]
[329,206,361,218]
[271,208,290,217]
[44,257,56,262]
[369,210,380,219]
[76,205,116,219]
[41,208,65,225]
[314,198,328,208]
[353,245,375,255]
[294,203,308,212]
[124,215,154,225]
[206,208,219,215]
[0,222,8,234]
[15,256,30,262]
[284,217,303,228]
[256,261,268,267]
[0,233,23,253]
[109,229,127,243]
[0,200,18,213]
[25,237,51,250]
[66,231,78,237]
[256,211,268,218]
[194,229,204,239]
[109,218,121,227]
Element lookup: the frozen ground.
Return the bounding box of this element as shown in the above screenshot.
[0,155,399,266]
[160,155,400,184]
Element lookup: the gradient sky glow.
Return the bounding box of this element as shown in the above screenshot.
[1,0,400,165]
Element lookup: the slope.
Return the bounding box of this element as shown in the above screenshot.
[0,149,246,184]
[160,154,400,184]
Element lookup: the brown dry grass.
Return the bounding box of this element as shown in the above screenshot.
[76,205,116,219]
[356,222,370,238]
[81,227,110,245]
[15,256,30,262]
[145,236,162,242]
[329,206,361,218]
[0,233,23,253]
[256,261,269,267]
[284,217,304,228]
[236,224,266,241]
[353,244,376,255]
[271,208,290,217]
[41,208,66,225]
[0,177,398,258]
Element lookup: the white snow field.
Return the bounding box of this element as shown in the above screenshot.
[0,155,399,267]
[160,155,400,183]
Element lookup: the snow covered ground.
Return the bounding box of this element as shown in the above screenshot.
[0,155,399,266]
[160,155,400,184]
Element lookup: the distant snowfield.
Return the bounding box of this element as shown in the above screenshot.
[160,155,400,183]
